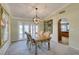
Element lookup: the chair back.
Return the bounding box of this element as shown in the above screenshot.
[25,32,35,43]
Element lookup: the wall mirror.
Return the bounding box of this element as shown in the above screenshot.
[0,5,9,47]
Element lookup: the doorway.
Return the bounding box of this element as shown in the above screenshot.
[58,18,69,45]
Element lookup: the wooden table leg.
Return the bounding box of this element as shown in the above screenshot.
[48,40,50,50]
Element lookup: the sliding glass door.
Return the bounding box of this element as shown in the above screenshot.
[24,25,30,39]
[19,23,38,40]
[31,25,38,37]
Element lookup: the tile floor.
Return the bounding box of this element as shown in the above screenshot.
[5,40,79,55]
[60,37,69,45]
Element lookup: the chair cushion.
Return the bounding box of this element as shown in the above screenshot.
[43,32,50,39]
[37,31,50,40]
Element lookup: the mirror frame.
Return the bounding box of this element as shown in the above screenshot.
[0,5,9,48]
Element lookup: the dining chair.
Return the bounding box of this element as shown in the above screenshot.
[25,32,35,49]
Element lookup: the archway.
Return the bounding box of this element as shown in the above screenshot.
[58,18,69,45]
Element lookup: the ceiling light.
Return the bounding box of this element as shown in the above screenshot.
[33,7,40,24]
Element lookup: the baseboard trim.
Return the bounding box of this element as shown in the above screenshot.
[11,39,26,43]
[69,45,79,51]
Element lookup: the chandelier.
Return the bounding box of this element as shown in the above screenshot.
[33,7,40,24]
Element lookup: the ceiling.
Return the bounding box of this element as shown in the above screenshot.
[7,3,68,20]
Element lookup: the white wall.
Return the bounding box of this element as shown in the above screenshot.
[47,4,79,50]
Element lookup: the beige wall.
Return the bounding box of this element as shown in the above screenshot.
[46,4,79,50]
[11,19,18,42]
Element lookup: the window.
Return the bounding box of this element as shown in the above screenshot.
[19,24,23,40]
[18,23,38,40]
[24,25,30,39]
[61,23,69,32]
[30,25,38,37]
[36,25,38,33]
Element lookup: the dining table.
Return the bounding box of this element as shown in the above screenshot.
[32,35,51,55]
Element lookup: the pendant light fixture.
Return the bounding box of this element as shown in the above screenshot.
[33,7,40,24]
